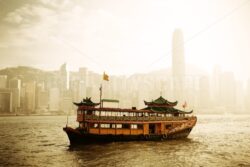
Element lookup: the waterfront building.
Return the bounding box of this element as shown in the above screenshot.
[9,78,21,113]
[49,87,60,112]
[24,81,36,113]
[0,88,12,113]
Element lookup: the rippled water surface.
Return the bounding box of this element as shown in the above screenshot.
[0,115,250,167]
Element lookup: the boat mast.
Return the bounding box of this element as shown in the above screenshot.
[99,84,102,108]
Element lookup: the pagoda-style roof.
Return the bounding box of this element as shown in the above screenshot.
[142,106,193,114]
[144,96,178,107]
[143,96,192,114]
[73,97,100,107]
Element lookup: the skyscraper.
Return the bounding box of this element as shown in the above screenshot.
[0,88,12,113]
[49,87,60,112]
[0,75,7,88]
[24,81,36,113]
[172,29,185,102]
[59,63,67,91]
[9,78,21,113]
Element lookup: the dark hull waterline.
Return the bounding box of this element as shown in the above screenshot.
[63,127,193,145]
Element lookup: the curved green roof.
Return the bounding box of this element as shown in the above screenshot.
[142,106,193,114]
[144,96,178,106]
[73,97,100,106]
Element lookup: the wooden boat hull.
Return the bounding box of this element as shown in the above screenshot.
[63,126,193,145]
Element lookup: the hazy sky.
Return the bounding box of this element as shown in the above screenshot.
[0,0,250,79]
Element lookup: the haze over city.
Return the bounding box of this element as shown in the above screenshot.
[0,0,250,78]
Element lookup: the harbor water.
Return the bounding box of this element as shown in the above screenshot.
[0,115,250,167]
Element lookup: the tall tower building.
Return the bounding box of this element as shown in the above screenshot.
[59,63,67,91]
[24,81,36,113]
[9,78,21,113]
[172,29,185,102]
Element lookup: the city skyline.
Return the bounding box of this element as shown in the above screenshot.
[0,60,249,114]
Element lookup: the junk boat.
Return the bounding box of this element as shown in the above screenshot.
[63,96,197,144]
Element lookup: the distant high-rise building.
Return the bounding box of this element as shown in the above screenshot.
[198,76,210,109]
[79,67,88,82]
[79,80,86,100]
[172,29,185,102]
[59,63,67,91]
[0,88,12,113]
[0,75,7,88]
[24,81,36,113]
[36,82,48,112]
[219,72,236,111]
[79,67,88,100]
[49,87,60,112]
[211,65,221,106]
[61,90,72,114]
[9,79,21,112]
[37,90,49,111]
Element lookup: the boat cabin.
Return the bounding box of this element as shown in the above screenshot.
[74,97,193,136]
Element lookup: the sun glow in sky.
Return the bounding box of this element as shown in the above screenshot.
[0,0,250,79]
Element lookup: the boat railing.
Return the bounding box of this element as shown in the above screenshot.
[84,115,189,122]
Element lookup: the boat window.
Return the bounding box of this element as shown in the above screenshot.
[122,112,128,116]
[94,123,99,128]
[100,111,105,116]
[87,110,92,115]
[122,124,130,129]
[100,124,110,128]
[111,124,116,128]
[137,124,143,129]
[116,124,122,128]
[131,124,137,129]
[151,113,156,116]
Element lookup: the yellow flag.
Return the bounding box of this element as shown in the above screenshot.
[103,72,109,81]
